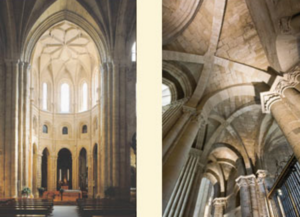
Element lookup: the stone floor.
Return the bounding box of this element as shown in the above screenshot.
[52,205,80,217]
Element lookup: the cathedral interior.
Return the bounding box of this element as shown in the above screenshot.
[162,0,300,216]
[0,0,136,216]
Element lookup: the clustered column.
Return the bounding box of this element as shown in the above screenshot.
[163,98,187,138]
[163,149,202,217]
[256,170,269,217]
[163,107,193,157]
[163,114,206,210]
[236,172,274,217]
[236,175,253,217]
[212,198,227,217]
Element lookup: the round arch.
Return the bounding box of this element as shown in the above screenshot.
[22,11,109,63]
[79,148,88,191]
[57,148,73,190]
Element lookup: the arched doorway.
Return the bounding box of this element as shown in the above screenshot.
[41,148,50,190]
[79,148,88,192]
[57,148,72,190]
[93,144,98,198]
[32,144,38,197]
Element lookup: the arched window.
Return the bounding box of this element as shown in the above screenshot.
[82,82,88,111]
[43,125,48,134]
[131,42,136,62]
[82,125,88,134]
[62,127,68,135]
[61,83,70,113]
[162,84,171,106]
[43,82,47,110]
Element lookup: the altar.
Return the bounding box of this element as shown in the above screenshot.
[62,190,82,201]
[43,190,82,202]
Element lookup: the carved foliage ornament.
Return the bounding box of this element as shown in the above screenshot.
[261,69,300,113]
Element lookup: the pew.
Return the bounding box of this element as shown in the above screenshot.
[77,199,136,217]
[0,199,53,216]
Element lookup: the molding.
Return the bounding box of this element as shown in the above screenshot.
[236,174,256,187]
[189,148,202,157]
[213,197,227,207]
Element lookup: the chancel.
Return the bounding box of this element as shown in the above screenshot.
[0,0,136,216]
[162,0,300,216]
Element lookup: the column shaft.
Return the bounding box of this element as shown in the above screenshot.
[4,60,19,197]
[164,153,200,217]
[270,100,300,162]
[37,155,42,196]
[163,116,202,211]
[283,88,300,117]
[163,111,191,157]
[256,170,269,217]
[249,183,260,217]
[236,176,252,217]
[87,155,93,198]
[212,198,226,217]
[213,205,223,217]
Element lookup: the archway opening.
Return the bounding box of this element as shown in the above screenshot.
[57,148,72,190]
[79,148,88,192]
[93,144,98,198]
[41,148,50,190]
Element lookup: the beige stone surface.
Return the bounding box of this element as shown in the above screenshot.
[0,0,136,201]
[162,0,300,215]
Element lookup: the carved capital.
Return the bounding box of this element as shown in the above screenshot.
[256,170,268,178]
[213,197,227,207]
[260,92,281,113]
[182,105,196,114]
[279,17,292,34]
[248,176,257,186]
[236,174,256,187]
[189,148,202,157]
[261,70,300,113]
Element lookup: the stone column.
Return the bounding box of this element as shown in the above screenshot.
[248,175,260,217]
[113,62,131,200]
[163,98,187,138]
[270,100,300,162]
[99,62,108,198]
[18,62,24,196]
[256,170,269,217]
[163,149,202,217]
[36,154,42,196]
[283,87,300,111]
[49,156,57,191]
[87,154,93,198]
[212,198,226,217]
[0,63,4,198]
[72,155,78,189]
[163,107,193,157]
[4,59,20,198]
[23,63,31,189]
[236,175,252,217]
[163,115,205,211]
